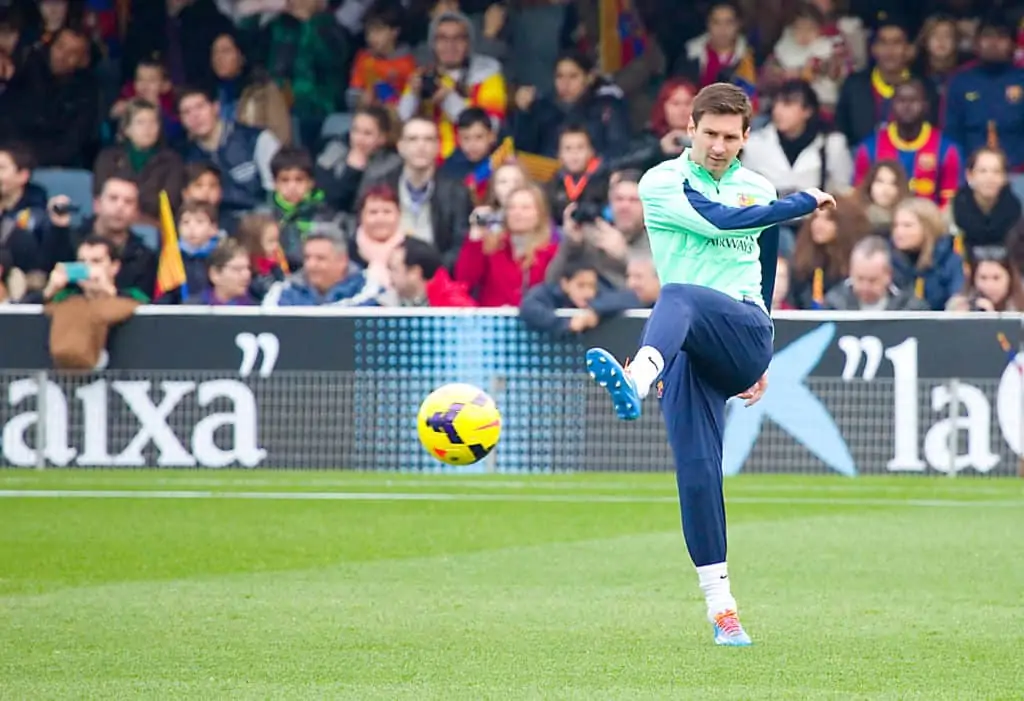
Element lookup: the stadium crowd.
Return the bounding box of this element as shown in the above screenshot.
[1,0,1024,341]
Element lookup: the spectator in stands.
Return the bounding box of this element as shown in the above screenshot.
[742,79,853,199]
[347,4,416,110]
[0,26,97,168]
[163,200,223,303]
[674,1,757,94]
[889,197,964,310]
[236,213,287,302]
[410,0,510,66]
[806,0,867,71]
[520,255,637,337]
[913,14,969,99]
[256,0,349,151]
[43,175,157,296]
[262,225,382,306]
[947,246,1024,312]
[624,253,660,307]
[613,78,695,173]
[349,183,405,291]
[0,10,31,91]
[480,161,527,213]
[439,107,499,202]
[266,146,337,270]
[385,236,476,307]
[94,99,186,224]
[944,12,1024,184]
[109,56,182,147]
[950,147,1023,262]
[316,105,401,215]
[359,117,472,269]
[455,182,558,307]
[853,77,961,207]
[824,235,929,310]
[760,4,847,120]
[856,159,910,237]
[836,14,937,150]
[546,124,609,223]
[0,142,46,274]
[35,0,76,52]
[0,247,27,303]
[208,32,249,126]
[40,234,150,304]
[790,195,872,308]
[606,170,649,256]
[397,9,506,160]
[186,238,255,305]
[511,50,631,160]
[122,0,233,90]
[772,256,795,310]
[178,85,282,227]
[546,200,627,292]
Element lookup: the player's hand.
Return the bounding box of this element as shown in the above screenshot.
[737,372,768,407]
[803,187,836,210]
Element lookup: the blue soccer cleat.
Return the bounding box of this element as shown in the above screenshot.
[711,610,753,646]
[585,348,641,420]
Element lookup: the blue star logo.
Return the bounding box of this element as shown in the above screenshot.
[722,322,856,477]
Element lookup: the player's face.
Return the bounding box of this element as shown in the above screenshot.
[969,152,1007,201]
[850,252,891,305]
[890,83,925,125]
[688,112,748,178]
[974,260,1010,306]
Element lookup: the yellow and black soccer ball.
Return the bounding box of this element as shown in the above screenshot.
[416,383,502,465]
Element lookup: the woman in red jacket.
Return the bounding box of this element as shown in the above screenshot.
[455,183,559,307]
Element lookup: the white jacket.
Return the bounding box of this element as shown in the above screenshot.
[742,125,853,196]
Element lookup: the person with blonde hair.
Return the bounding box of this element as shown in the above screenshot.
[889,196,964,309]
[454,182,558,306]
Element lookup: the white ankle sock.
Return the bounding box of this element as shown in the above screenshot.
[696,562,737,619]
[629,346,664,399]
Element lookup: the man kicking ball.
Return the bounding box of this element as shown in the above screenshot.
[586,83,835,646]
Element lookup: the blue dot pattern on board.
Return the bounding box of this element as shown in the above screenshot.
[353,314,585,473]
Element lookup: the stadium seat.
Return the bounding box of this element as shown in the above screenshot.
[30,169,94,228]
[132,224,159,251]
[321,113,353,141]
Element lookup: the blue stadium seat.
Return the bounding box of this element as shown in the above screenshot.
[321,113,353,141]
[132,224,160,252]
[30,169,94,228]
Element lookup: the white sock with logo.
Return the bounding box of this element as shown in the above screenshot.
[628,346,664,399]
[696,562,737,620]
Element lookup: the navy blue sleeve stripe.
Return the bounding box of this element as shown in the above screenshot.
[682,181,819,231]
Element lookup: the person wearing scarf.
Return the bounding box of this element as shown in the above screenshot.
[348,184,405,293]
[950,147,1024,265]
[157,201,223,304]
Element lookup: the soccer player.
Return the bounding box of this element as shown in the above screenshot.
[586,83,835,646]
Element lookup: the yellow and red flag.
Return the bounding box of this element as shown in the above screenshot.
[154,190,187,300]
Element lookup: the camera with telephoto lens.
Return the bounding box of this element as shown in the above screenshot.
[571,200,605,225]
[420,71,438,99]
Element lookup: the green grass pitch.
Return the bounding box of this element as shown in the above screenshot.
[2,470,1023,700]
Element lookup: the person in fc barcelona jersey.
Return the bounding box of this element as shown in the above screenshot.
[853,78,962,208]
[585,84,834,647]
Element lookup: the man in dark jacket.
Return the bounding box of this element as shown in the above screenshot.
[0,142,47,274]
[358,117,472,269]
[0,27,98,168]
[42,175,157,297]
[825,236,929,311]
[178,85,282,226]
[386,236,476,307]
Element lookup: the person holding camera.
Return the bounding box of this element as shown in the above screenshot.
[454,182,558,307]
[546,124,609,223]
[397,9,507,160]
[544,199,629,291]
[39,235,148,304]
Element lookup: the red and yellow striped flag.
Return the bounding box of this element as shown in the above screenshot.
[154,190,187,300]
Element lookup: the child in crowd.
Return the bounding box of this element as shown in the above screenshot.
[0,142,46,274]
[439,107,499,203]
[237,212,289,302]
[347,4,415,109]
[110,57,182,144]
[762,4,847,120]
[519,255,635,337]
[547,124,609,223]
[268,146,337,270]
[160,201,223,303]
[181,162,232,234]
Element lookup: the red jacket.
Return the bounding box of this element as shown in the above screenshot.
[454,236,558,307]
[425,268,477,307]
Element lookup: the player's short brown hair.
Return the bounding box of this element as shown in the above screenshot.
[691,83,753,132]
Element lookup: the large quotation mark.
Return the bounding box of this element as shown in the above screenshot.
[838,335,883,380]
[235,332,280,377]
[427,403,465,444]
